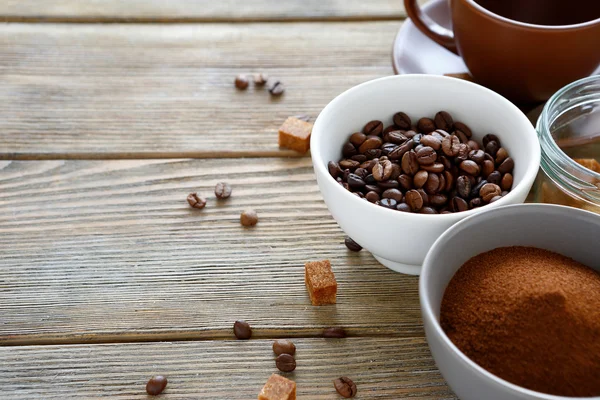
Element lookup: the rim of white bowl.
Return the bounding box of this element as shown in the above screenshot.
[420,203,600,400]
[311,74,541,221]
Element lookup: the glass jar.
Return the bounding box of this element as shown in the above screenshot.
[533,75,600,213]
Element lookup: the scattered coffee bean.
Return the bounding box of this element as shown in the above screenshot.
[334,377,357,398]
[187,193,207,209]
[275,353,296,372]
[254,73,269,86]
[215,182,232,199]
[323,327,347,338]
[344,237,362,252]
[393,112,411,130]
[234,320,252,339]
[240,209,258,227]
[146,376,168,396]
[268,80,285,96]
[235,74,249,90]
[273,339,296,356]
[434,111,454,131]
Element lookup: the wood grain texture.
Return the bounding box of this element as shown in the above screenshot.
[0,158,426,345]
[0,0,408,22]
[0,22,398,158]
[0,338,456,399]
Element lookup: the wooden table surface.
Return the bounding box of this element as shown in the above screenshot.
[0,1,457,398]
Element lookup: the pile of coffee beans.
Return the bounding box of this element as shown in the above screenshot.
[328,111,514,214]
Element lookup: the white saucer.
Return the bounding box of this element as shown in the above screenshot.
[393,0,467,75]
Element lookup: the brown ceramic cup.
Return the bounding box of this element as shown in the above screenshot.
[404,0,600,103]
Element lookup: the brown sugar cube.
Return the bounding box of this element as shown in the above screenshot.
[258,373,296,400]
[305,260,337,306]
[278,117,313,154]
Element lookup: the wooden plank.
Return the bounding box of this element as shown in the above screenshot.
[0,338,456,399]
[0,0,408,22]
[0,158,425,345]
[0,22,398,159]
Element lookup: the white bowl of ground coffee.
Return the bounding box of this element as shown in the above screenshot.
[420,203,600,400]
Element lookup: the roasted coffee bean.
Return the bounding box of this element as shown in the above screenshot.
[454,122,472,138]
[417,189,429,205]
[393,112,411,130]
[487,170,502,185]
[365,191,380,203]
[347,174,366,190]
[443,170,454,192]
[498,157,514,174]
[420,135,442,150]
[421,206,438,214]
[334,377,357,398]
[383,125,397,136]
[484,152,494,163]
[397,203,412,212]
[342,169,351,182]
[389,140,413,161]
[276,354,296,372]
[456,143,470,163]
[268,80,285,96]
[414,144,424,153]
[215,182,232,199]
[467,140,480,150]
[187,193,207,209]
[417,117,436,133]
[430,194,448,207]
[434,129,450,138]
[482,134,500,147]
[351,154,367,163]
[349,132,367,147]
[353,168,368,180]
[382,189,403,202]
[442,135,461,157]
[240,209,258,227]
[234,320,252,339]
[490,195,502,203]
[234,74,249,90]
[404,130,417,138]
[501,173,513,191]
[378,198,398,209]
[482,159,495,177]
[480,183,502,202]
[405,189,424,211]
[456,175,471,198]
[460,160,480,176]
[438,155,452,170]
[363,120,383,136]
[344,237,363,251]
[416,146,437,165]
[364,148,382,160]
[412,133,423,146]
[469,197,482,208]
[434,111,454,131]
[495,147,509,164]
[342,142,357,158]
[425,173,441,194]
[389,163,402,180]
[323,327,347,338]
[421,162,445,173]
[358,136,382,154]
[468,149,485,164]
[451,196,469,212]
[398,174,413,190]
[373,160,393,181]
[339,159,360,170]
[401,151,420,175]
[273,339,296,356]
[471,179,488,198]
[253,73,269,86]
[387,131,409,144]
[455,130,469,144]
[485,140,500,157]
[364,174,377,185]
[146,376,168,396]
[413,170,428,188]
[328,161,342,178]
[377,179,399,189]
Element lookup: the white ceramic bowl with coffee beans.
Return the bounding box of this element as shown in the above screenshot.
[420,204,600,399]
[311,75,540,274]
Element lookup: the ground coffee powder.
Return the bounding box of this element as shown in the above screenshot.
[441,246,600,397]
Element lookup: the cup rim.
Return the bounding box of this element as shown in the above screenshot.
[311,74,541,221]
[464,0,600,30]
[420,203,600,400]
